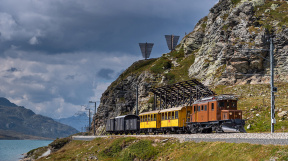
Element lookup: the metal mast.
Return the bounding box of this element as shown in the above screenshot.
[270,38,275,133]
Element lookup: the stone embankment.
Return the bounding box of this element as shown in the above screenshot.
[73,133,288,145]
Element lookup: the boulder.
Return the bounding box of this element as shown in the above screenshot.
[278,111,288,118]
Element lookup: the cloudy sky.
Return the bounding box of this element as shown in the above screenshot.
[0,0,218,119]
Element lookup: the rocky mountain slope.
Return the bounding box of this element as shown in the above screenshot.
[0,97,79,139]
[92,0,288,134]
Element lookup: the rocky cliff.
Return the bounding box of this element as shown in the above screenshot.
[92,0,288,134]
[0,97,79,139]
[180,0,288,85]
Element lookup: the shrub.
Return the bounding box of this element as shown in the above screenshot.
[150,58,172,74]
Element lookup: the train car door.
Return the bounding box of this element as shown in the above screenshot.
[191,105,197,122]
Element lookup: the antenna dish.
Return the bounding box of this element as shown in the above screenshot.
[139,42,154,60]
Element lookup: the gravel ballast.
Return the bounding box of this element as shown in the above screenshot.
[73,133,288,145]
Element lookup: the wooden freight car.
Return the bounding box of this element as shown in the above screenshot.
[106,115,140,135]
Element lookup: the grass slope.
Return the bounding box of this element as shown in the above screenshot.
[37,137,288,161]
[212,82,288,132]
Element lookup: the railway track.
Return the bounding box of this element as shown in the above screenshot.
[72,133,288,145]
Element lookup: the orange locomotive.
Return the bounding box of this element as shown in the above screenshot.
[188,94,246,133]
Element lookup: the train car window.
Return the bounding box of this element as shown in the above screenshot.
[168,112,171,119]
[154,114,156,121]
[162,113,164,120]
[172,111,175,119]
[165,112,168,120]
[198,106,200,111]
[227,101,230,109]
[141,116,143,122]
[175,111,179,119]
[151,114,153,121]
[232,101,236,108]
[145,115,147,121]
[148,115,150,121]
[205,105,207,111]
[201,105,204,111]
[194,106,196,112]
[211,103,214,111]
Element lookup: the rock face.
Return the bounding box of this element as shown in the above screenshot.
[179,0,288,85]
[93,0,288,134]
[0,97,79,139]
[93,62,156,134]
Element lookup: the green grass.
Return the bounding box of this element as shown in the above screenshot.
[231,0,241,5]
[212,83,288,133]
[108,58,157,91]
[38,136,288,161]
[253,0,288,31]
[150,57,172,74]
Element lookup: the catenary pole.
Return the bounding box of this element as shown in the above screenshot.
[270,38,275,133]
[136,85,138,115]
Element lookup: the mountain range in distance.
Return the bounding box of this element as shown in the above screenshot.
[54,112,90,132]
[0,97,79,140]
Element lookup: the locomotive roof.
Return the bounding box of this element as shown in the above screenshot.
[193,94,238,104]
[139,110,160,115]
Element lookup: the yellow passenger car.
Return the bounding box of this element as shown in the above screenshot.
[139,110,161,133]
[159,106,192,133]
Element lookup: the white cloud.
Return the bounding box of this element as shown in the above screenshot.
[29,36,39,45]
[0,49,140,118]
[0,0,218,119]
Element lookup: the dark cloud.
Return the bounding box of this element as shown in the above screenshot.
[65,75,75,80]
[97,68,115,80]
[0,0,218,118]
[7,67,19,72]
[0,0,218,57]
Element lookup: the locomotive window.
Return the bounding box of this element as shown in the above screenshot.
[232,101,236,108]
[175,111,179,119]
[205,105,207,111]
[211,103,214,111]
[218,101,225,107]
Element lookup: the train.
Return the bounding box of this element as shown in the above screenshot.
[106,94,246,135]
